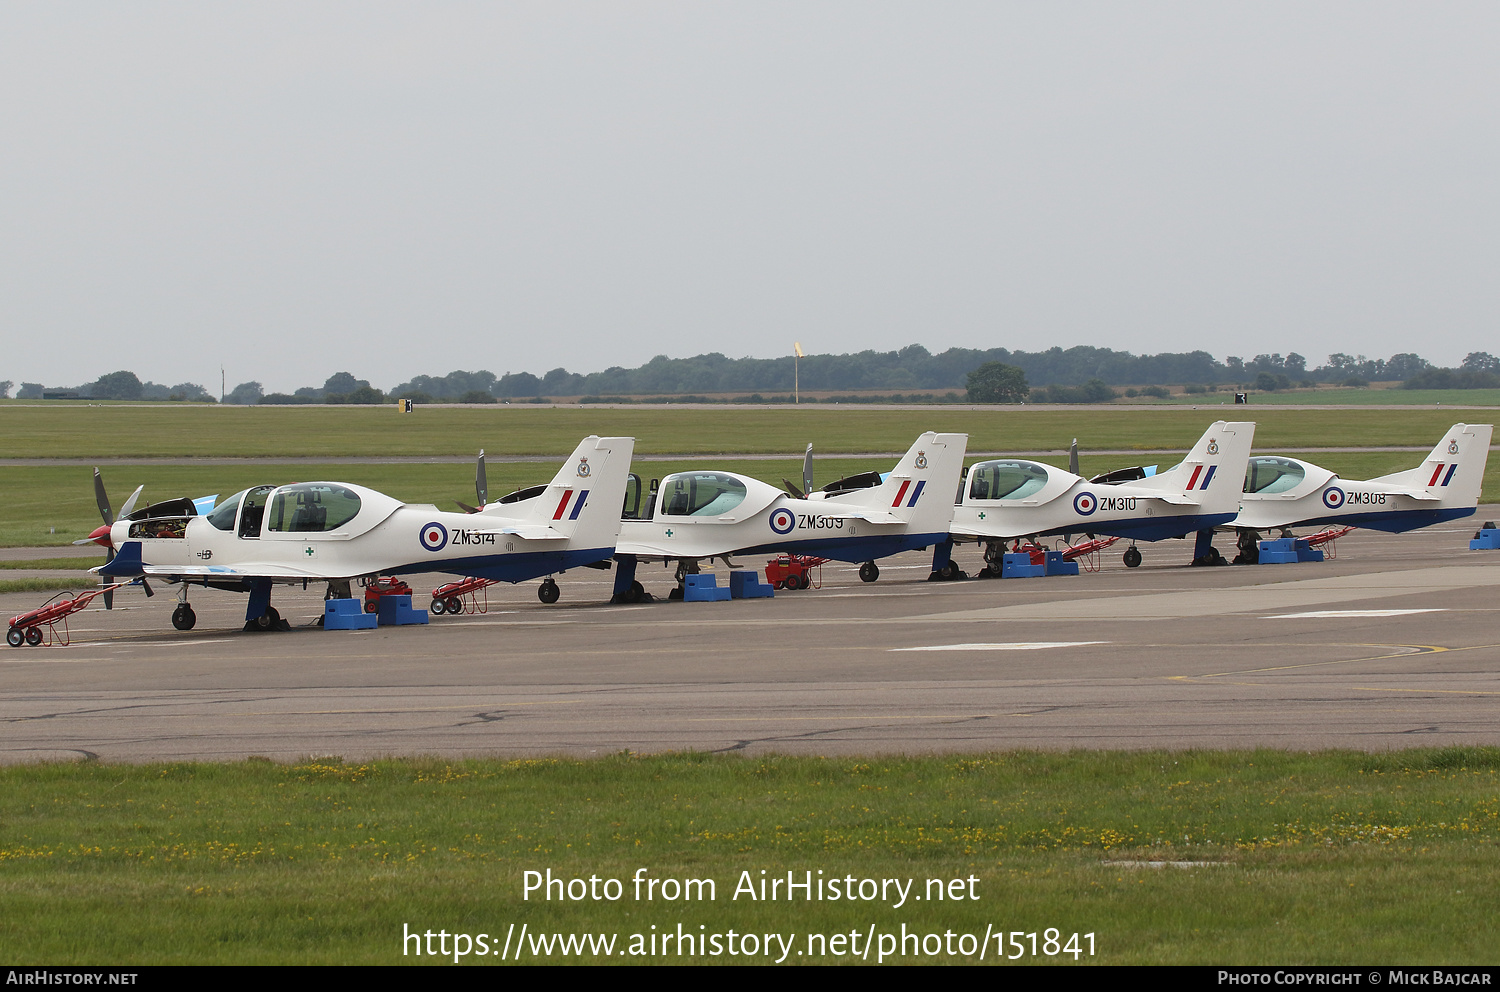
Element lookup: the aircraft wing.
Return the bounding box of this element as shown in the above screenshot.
[1380,485,1441,501]
[820,507,906,525]
[102,562,338,581]
[471,525,569,541]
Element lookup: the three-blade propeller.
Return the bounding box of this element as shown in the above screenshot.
[78,468,153,609]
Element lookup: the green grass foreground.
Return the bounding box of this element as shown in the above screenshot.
[1,750,1496,964]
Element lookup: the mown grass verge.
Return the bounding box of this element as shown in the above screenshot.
[0,749,1496,964]
[0,577,98,594]
[0,557,100,570]
[0,404,1490,460]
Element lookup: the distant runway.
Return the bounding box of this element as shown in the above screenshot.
[3,517,1498,762]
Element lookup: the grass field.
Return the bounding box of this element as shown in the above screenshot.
[0,403,1493,459]
[2,405,1495,546]
[1166,388,1500,407]
[1,749,1495,965]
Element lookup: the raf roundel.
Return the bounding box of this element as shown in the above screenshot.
[420,521,449,552]
[769,508,796,535]
[1073,491,1098,516]
[1322,486,1346,510]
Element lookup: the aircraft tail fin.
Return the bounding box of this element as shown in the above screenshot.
[1140,421,1256,515]
[484,436,636,547]
[1371,423,1494,504]
[834,432,968,531]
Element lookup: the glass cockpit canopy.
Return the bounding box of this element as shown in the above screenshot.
[658,472,748,517]
[967,460,1049,501]
[1244,457,1306,495]
[265,484,363,533]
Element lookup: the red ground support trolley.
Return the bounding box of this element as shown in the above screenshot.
[361,576,413,614]
[429,576,498,615]
[7,582,136,648]
[763,554,828,591]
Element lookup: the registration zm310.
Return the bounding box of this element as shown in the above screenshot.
[1006,929,1093,959]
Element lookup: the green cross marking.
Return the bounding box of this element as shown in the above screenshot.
[664,529,674,537]
[303,546,315,556]
[978,512,986,520]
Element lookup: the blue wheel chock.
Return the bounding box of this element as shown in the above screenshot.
[376,594,429,625]
[1043,550,1079,576]
[683,574,731,602]
[1257,537,1324,564]
[728,570,775,599]
[999,552,1045,578]
[324,598,378,630]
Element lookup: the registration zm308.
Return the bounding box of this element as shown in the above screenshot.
[1003,929,1093,960]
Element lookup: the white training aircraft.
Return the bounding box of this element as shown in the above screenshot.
[949,421,1256,571]
[607,432,968,601]
[1224,422,1493,563]
[90,435,635,631]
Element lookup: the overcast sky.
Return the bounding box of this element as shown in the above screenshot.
[3,2,1496,394]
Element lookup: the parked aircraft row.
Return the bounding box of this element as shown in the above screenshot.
[41,421,1492,637]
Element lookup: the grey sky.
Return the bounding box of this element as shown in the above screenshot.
[3,2,1495,394]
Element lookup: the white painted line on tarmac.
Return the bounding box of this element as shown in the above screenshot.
[890,641,1107,652]
[1267,609,1447,619]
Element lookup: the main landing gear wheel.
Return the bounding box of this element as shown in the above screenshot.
[1193,546,1226,567]
[429,598,446,615]
[934,561,965,581]
[25,627,44,646]
[859,561,880,583]
[1123,546,1142,568]
[252,606,281,631]
[6,628,24,648]
[172,604,197,631]
[538,579,560,604]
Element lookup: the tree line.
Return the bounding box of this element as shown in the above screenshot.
[6,347,1498,404]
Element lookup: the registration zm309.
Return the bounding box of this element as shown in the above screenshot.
[797,514,846,530]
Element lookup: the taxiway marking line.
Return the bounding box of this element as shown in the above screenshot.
[890,642,1107,652]
[1169,644,1448,680]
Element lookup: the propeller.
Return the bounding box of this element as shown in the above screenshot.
[119,484,144,521]
[1064,439,1079,546]
[89,467,117,610]
[457,450,488,513]
[93,467,114,527]
[783,443,814,498]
